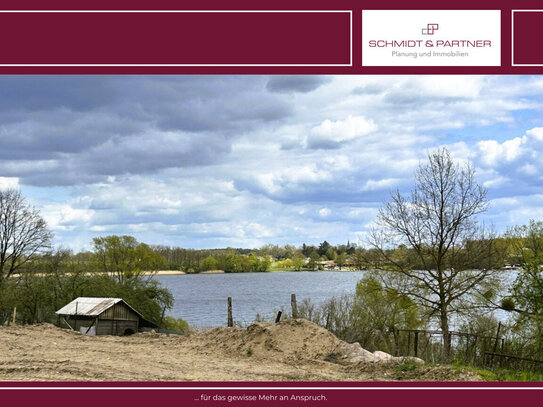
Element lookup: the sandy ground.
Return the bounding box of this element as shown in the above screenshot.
[0,320,481,382]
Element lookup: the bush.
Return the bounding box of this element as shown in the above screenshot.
[0,249,173,326]
[162,316,189,333]
[295,275,424,354]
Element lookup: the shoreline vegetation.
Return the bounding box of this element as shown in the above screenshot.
[9,267,368,278]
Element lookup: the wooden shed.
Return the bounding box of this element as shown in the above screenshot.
[56,297,157,336]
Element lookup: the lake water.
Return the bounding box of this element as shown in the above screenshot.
[156,271,365,327]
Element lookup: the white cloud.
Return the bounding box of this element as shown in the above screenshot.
[417,76,484,99]
[310,115,377,143]
[41,203,95,231]
[362,178,400,191]
[476,127,543,170]
[0,176,19,189]
[318,208,331,217]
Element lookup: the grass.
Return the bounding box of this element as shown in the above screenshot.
[396,358,420,373]
[452,362,543,381]
[246,347,253,357]
[269,262,289,271]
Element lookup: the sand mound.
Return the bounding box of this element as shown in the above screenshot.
[186,319,341,361]
[185,319,423,365]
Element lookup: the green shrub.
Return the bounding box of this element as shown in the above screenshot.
[162,316,189,333]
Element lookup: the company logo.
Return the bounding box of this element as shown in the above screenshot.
[422,23,439,35]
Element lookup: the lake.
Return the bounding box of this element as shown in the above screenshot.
[156,271,366,327]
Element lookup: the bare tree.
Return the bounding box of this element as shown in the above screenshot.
[368,148,500,357]
[0,189,53,286]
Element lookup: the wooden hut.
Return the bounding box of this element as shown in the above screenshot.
[56,297,157,336]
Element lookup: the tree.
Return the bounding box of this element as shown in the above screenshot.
[318,241,332,256]
[368,148,497,357]
[325,247,337,261]
[92,235,168,282]
[292,251,305,271]
[307,250,320,270]
[501,220,543,357]
[336,252,347,268]
[0,189,53,287]
[200,256,219,272]
[350,274,423,352]
[352,247,366,270]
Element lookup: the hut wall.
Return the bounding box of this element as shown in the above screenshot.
[63,317,95,331]
[96,319,139,336]
[97,302,139,321]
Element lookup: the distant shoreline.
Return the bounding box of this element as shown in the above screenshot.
[150,269,365,276]
[10,269,364,279]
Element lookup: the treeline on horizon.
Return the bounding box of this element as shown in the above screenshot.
[58,234,524,274]
[17,227,533,276]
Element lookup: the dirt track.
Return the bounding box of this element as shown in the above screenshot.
[0,320,481,381]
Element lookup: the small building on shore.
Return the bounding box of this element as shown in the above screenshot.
[56,297,157,336]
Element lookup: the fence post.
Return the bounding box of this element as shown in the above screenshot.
[11,307,16,326]
[227,297,233,327]
[472,335,478,364]
[493,322,502,353]
[275,311,282,323]
[490,322,502,367]
[414,331,419,358]
[464,335,470,362]
[394,328,400,356]
[291,294,298,319]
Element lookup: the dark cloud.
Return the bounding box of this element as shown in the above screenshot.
[2,132,232,187]
[0,76,293,186]
[0,76,120,112]
[305,138,343,150]
[232,174,399,205]
[351,83,384,95]
[383,90,427,105]
[280,139,303,151]
[266,76,331,93]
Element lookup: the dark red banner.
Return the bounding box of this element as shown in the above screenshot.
[0,11,351,66]
[0,383,542,406]
[512,10,543,65]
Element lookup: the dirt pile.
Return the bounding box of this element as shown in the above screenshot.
[0,321,481,381]
[185,319,423,365]
[186,319,342,361]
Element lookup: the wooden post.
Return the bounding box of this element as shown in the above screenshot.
[291,294,298,319]
[11,307,16,326]
[227,297,233,327]
[493,322,502,353]
[61,317,74,331]
[491,322,502,367]
[464,335,470,362]
[85,318,97,334]
[472,335,478,364]
[394,328,400,356]
[275,311,282,323]
[159,306,166,331]
[414,331,419,358]
[74,301,78,332]
[407,331,412,356]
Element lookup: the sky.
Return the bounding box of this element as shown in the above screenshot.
[0,75,542,251]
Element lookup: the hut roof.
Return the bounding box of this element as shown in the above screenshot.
[55,297,158,328]
[56,297,145,319]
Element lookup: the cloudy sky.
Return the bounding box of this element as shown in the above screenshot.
[1,75,542,250]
